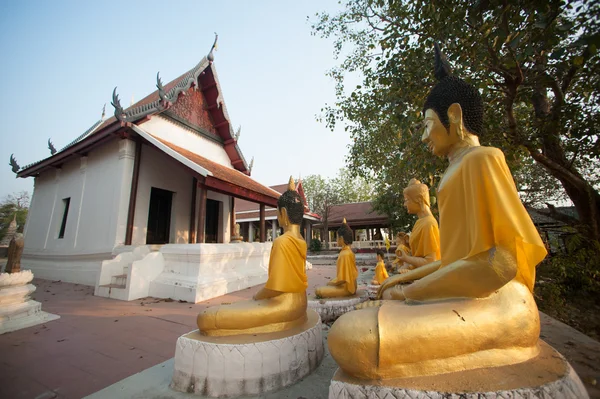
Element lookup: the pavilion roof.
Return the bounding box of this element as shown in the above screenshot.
[314,201,388,229]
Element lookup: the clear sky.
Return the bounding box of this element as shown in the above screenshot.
[0,0,354,200]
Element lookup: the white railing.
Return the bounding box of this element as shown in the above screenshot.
[321,240,387,250]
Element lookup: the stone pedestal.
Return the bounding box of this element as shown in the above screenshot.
[366,284,380,299]
[171,309,324,397]
[0,270,60,334]
[328,340,589,399]
[308,291,368,323]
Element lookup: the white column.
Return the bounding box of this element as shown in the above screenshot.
[112,139,136,247]
[272,219,278,241]
[249,223,255,242]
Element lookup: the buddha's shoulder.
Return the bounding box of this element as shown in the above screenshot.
[463,146,506,163]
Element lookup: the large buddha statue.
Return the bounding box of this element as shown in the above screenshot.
[315,219,358,298]
[197,177,308,336]
[327,43,548,380]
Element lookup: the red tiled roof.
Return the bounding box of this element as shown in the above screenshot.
[153,136,280,202]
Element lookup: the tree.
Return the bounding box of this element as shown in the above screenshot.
[303,170,375,243]
[311,0,600,242]
[0,191,30,242]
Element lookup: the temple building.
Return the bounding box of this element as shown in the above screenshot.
[235,180,320,243]
[11,39,282,303]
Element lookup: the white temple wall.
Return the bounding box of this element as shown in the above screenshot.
[131,144,194,245]
[140,116,232,167]
[21,139,127,285]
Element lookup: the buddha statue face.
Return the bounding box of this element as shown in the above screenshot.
[403,178,430,214]
[421,108,461,157]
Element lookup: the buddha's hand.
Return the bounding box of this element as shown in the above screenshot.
[376,275,405,299]
[398,268,411,274]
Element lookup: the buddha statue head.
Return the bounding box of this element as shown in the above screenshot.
[403,178,430,214]
[337,218,353,247]
[376,249,385,263]
[421,43,483,157]
[277,176,304,229]
[395,231,410,248]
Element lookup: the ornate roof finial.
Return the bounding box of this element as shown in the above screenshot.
[248,156,254,174]
[433,42,452,81]
[101,103,106,120]
[9,154,20,174]
[207,32,218,63]
[288,176,296,191]
[130,94,135,107]
[157,72,168,103]
[111,87,126,121]
[48,139,57,155]
[234,125,241,141]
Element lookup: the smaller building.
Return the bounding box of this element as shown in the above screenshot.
[314,201,390,250]
[235,180,320,244]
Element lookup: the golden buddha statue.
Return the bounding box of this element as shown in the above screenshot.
[391,232,410,271]
[197,177,308,336]
[327,43,548,380]
[370,249,389,285]
[315,219,358,298]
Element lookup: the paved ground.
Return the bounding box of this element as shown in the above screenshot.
[1,262,599,398]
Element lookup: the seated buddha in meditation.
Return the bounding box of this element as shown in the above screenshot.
[197,177,308,337]
[391,232,410,272]
[371,249,389,285]
[315,219,358,298]
[327,43,548,380]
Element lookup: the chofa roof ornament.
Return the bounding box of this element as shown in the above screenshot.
[48,139,57,155]
[207,32,218,63]
[111,87,127,122]
[9,154,20,174]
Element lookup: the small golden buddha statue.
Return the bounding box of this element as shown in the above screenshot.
[391,232,410,271]
[370,249,389,285]
[327,43,548,380]
[315,219,358,298]
[197,177,308,336]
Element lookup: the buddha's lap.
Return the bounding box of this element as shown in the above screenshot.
[330,280,539,368]
[315,285,354,298]
[197,292,307,331]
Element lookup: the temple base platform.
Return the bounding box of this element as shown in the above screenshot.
[308,291,368,323]
[328,340,588,399]
[170,309,324,397]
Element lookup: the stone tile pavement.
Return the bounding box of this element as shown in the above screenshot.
[0,262,598,398]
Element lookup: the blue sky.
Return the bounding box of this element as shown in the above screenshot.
[0,0,355,200]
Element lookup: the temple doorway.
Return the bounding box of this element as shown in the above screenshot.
[146,187,173,244]
[205,199,220,243]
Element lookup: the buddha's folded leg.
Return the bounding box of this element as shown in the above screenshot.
[197,292,307,333]
[328,280,540,379]
[315,285,352,298]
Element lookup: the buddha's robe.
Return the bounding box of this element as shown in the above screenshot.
[315,246,358,297]
[373,260,389,285]
[197,232,308,336]
[409,215,440,262]
[329,147,548,379]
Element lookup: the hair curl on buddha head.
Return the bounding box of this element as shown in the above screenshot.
[422,43,484,136]
[277,177,304,225]
[337,218,354,245]
[403,178,430,207]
